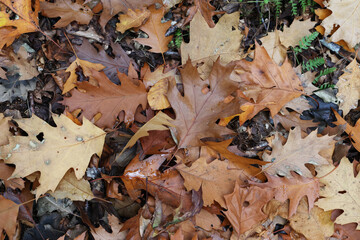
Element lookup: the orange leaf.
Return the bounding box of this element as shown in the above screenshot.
[333,110,360,152]
[116,8,150,34]
[0,195,19,239]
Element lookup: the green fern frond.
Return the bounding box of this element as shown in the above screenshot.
[318,83,335,89]
[312,67,336,84]
[302,57,325,71]
[273,0,282,17]
[290,0,298,16]
[294,31,319,54]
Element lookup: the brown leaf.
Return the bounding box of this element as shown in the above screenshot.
[232,43,304,123]
[116,8,151,33]
[98,0,161,29]
[135,5,172,53]
[176,158,246,207]
[333,223,360,240]
[74,40,131,84]
[333,110,360,152]
[250,172,319,217]
[40,0,93,28]
[61,69,147,128]
[273,111,318,132]
[224,183,273,235]
[262,127,334,178]
[91,214,126,240]
[0,195,19,239]
[140,129,175,156]
[0,161,24,190]
[184,0,217,28]
[166,59,240,148]
[0,113,10,146]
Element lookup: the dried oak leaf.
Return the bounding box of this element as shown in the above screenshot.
[184,0,217,28]
[336,59,360,115]
[176,157,247,207]
[135,5,172,53]
[0,114,105,199]
[98,0,161,29]
[116,8,150,33]
[316,157,360,229]
[232,43,304,124]
[250,172,319,217]
[262,127,334,178]
[118,111,174,156]
[49,170,94,201]
[91,214,126,240]
[0,113,10,146]
[0,195,19,239]
[320,0,360,48]
[181,11,243,79]
[61,69,147,128]
[74,40,131,84]
[166,59,240,148]
[333,110,360,152]
[0,160,24,190]
[333,223,360,240]
[224,182,274,235]
[0,0,39,49]
[62,58,105,94]
[40,0,93,28]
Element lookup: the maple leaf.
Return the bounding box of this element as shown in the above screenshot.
[250,172,319,217]
[40,0,93,28]
[176,157,247,207]
[0,0,40,49]
[316,157,360,229]
[336,59,360,115]
[232,43,304,123]
[0,195,19,239]
[135,5,172,54]
[181,11,243,79]
[116,8,150,33]
[118,111,174,156]
[98,0,161,29]
[0,114,105,199]
[74,40,131,84]
[262,127,334,178]
[224,182,274,234]
[62,58,105,94]
[166,59,240,148]
[333,110,360,152]
[49,170,94,201]
[61,69,147,128]
[320,0,360,48]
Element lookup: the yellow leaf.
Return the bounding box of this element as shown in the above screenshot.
[116,8,150,34]
[0,114,105,199]
[0,0,40,49]
[147,78,171,110]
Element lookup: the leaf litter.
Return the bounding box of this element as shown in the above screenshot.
[1,0,360,239]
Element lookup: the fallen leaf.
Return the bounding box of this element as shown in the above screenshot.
[181,11,243,78]
[98,0,161,29]
[0,0,40,48]
[316,157,360,229]
[250,172,319,217]
[333,110,360,152]
[336,59,360,115]
[166,59,240,148]
[0,114,105,199]
[74,40,131,84]
[232,43,304,124]
[61,69,147,128]
[148,78,171,110]
[262,127,334,178]
[273,111,318,132]
[333,223,360,240]
[49,170,94,201]
[0,160,24,190]
[116,8,150,33]
[260,30,287,64]
[224,182,274,235]
[143,64,176,88]
[118,111,174,156]
[0,46,39,81]
[91,214,126,240]
[40,0,93,28]
[320,0,360,48]
[135,5,172,53]
[195,209,221,231]
[0,195,19,239]
[62,58,105,94]
[0,78,37,102]
[176,157,246,207]
[0,113,10,146]
[184,0,217,28]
